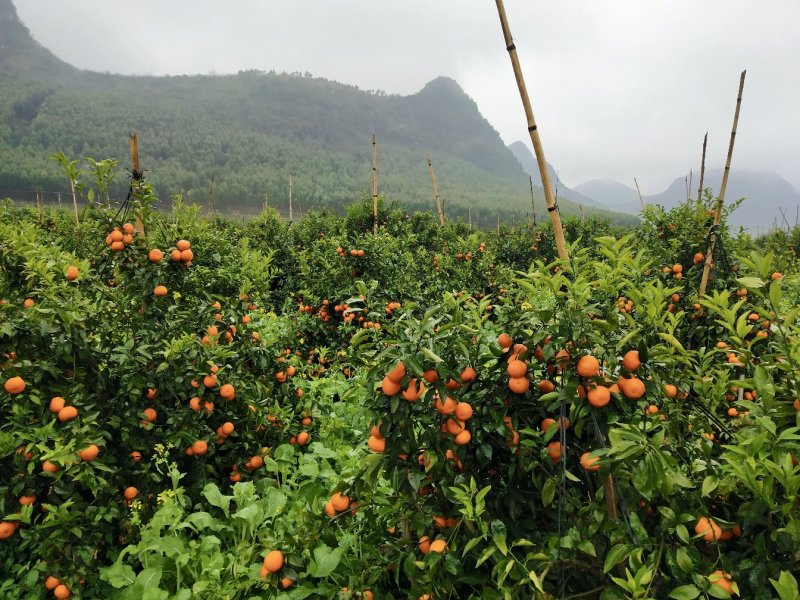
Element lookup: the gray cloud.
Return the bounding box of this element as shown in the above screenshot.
[15,0,800,193]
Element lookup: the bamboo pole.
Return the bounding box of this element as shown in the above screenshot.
[129,134,143,236]
[697,132,708,203]
[468,207,472,231]
[496,210,500,234]
[288,172,294,223]
[633,178,644,210]
[372,134,378,235]
[688,170,693,204]
[263,189,269,213]
[428,158,445,225]
[208,174,215,217]
[579,204,584,222]
[699,70,746,297]
[495,0,568,262]
[529,175,537,230]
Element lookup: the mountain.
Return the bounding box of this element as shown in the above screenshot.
[507,141,604,211]
[573,179,642,214]
[644,169,800,231]
[0,0,638,225]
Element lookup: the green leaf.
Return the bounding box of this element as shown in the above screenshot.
[103,561,137,588]
[603,544,631,573]
[310,545,342,578]
[770,571,800,600]
[232,503,262,528]
[675,524,690,543]
[542,478,556,507]
[701,476,719,497]
[136,568,162,590]
[675,547,693,573]
[202,484,232,516]
[578,540,596,557]
[668,584,701,600]
[736,276,764,289]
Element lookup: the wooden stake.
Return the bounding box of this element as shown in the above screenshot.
[634,178,644,210]
[697,132,708,203]
[495,0,568,262]
[372,134,378,235]
[496,210,500,234]
[579,204,584,222]
[263,189,269,213]
[468,206,472,231]
[428,158,445,225]
[128,133,144,237]
[207,174,215,217]
[529,175,537,232]
[688,170,693,203]
[288,172,294,223]
[699,70,746,297]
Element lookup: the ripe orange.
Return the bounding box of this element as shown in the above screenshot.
[368,435,385,453]
[537,380,555,393]
[324,501,336,517]
[44,576,61,590]
[423,369,439,384]
[3,376,26,394]
[402,378,426,402]
[296,431,310,445]
[65,266,79,281]
[429,539,447,553]
[110,229,124,242]
[331,493,350,512]
[454,430,471,445]
[203,374,218,388]
[19,495,36,506]
[53,584,71,599]
[180,249,194,262]
[508,377,530,394]
[130,451,142,461]
[189,396,201,411]
[497,333,513,349]
[622,377,646,399]
[771,272,782,280]
[170,249,182,262]
[142,408,157,422]
[434,395,457,415]
[386,361,406,384]
[622,350,641,371]
[418,536,431,554]
[580,452,600,471]
[281,577,294,589]
[672,263,683,273]
[546,441,562,463]
[110,240,125,252]
[192,440,208,456]
[506,360,527,378]
[219,384,235,400]
[78,444,100,462]
[23,297,36,308]
[263,550,284,573]
[42,460,58,473]
[123,487,138,500]
[454,402,473,421]
[146,388,157,400]
[587,385,611,408]
[460,366,477,383]
[176,239,191,251]
[154,285,168,297]
[148,249,163,263]
[576,355,600,378]
[709,570,734,595]
[695,517,722,542]
[0,521,19,540]
[49,396,66,413]
[221,422,234,436]
[381,376,401,396]
[663,384,677,398]
[57,406,78,422]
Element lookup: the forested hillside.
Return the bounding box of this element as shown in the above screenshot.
[0,0,637,224]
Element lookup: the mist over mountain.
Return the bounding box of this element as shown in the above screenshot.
[573,179,642,215]
[0,0,639,224]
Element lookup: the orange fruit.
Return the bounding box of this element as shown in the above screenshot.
[663,384,677,398]
[422,369,439,383]
[672,263,683,273]
[123,486,138,500]
[219,384,235,400]
[44,576,61,590]
[580,452,600,471]
[368,435,386,453]
[709,570,734,595]
[42,460,59,473]
[381,376,401,396]
[65,266,79,281]
[189,396,201,411]
[771,271,782,280]
[418,536,431,554]
[281,577,294,589]
[154,285,168,297]
[49,396,65,413]
[695,517,722,542]
[146,388,157,400]
[203,374,217,388]
[429,539,447,553]
[221,422,234,436]
[331,493,350,512]
[622,350,641,371]
[587,385,611,408]
[110,229,124,242]
[77,444,100,462]
[537,380,555,393]
[263,549,284,573]
[622,377,646,399]
[576,355,600,378]
[176,240,191,251]
[454,429,471,445]
[434,395,458,415]
[143,408,157,422]
[3,376,26,395]
[445,378,461,391]
[53,584,71,599]
[296,431,310,445]
[454,402,473,421]
[506,360,527,378]
[497,333,513,349]
[402,378,426,402]
[180,249,194,262]
[324,501,336,517]
[130,451,142,462]
[23,298,36,308]
[647,405,660,415]
[460,367,477,383]
[57,406,78,422]
[192,440,208,456]
[386,361,406,383]
[110,240,125,252]
[148,249,163,263]
[170,249,182,262]
[546,441,562,463]
[508,377,530,394]
[19,495,36,506]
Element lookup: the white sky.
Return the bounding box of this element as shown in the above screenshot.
[15,0,800,193]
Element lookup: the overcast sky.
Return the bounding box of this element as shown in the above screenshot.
[15,0,800,193]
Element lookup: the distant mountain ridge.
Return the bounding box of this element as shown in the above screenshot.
[0,0,638,225]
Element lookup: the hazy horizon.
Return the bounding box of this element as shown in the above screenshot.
[13,0,800,194]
